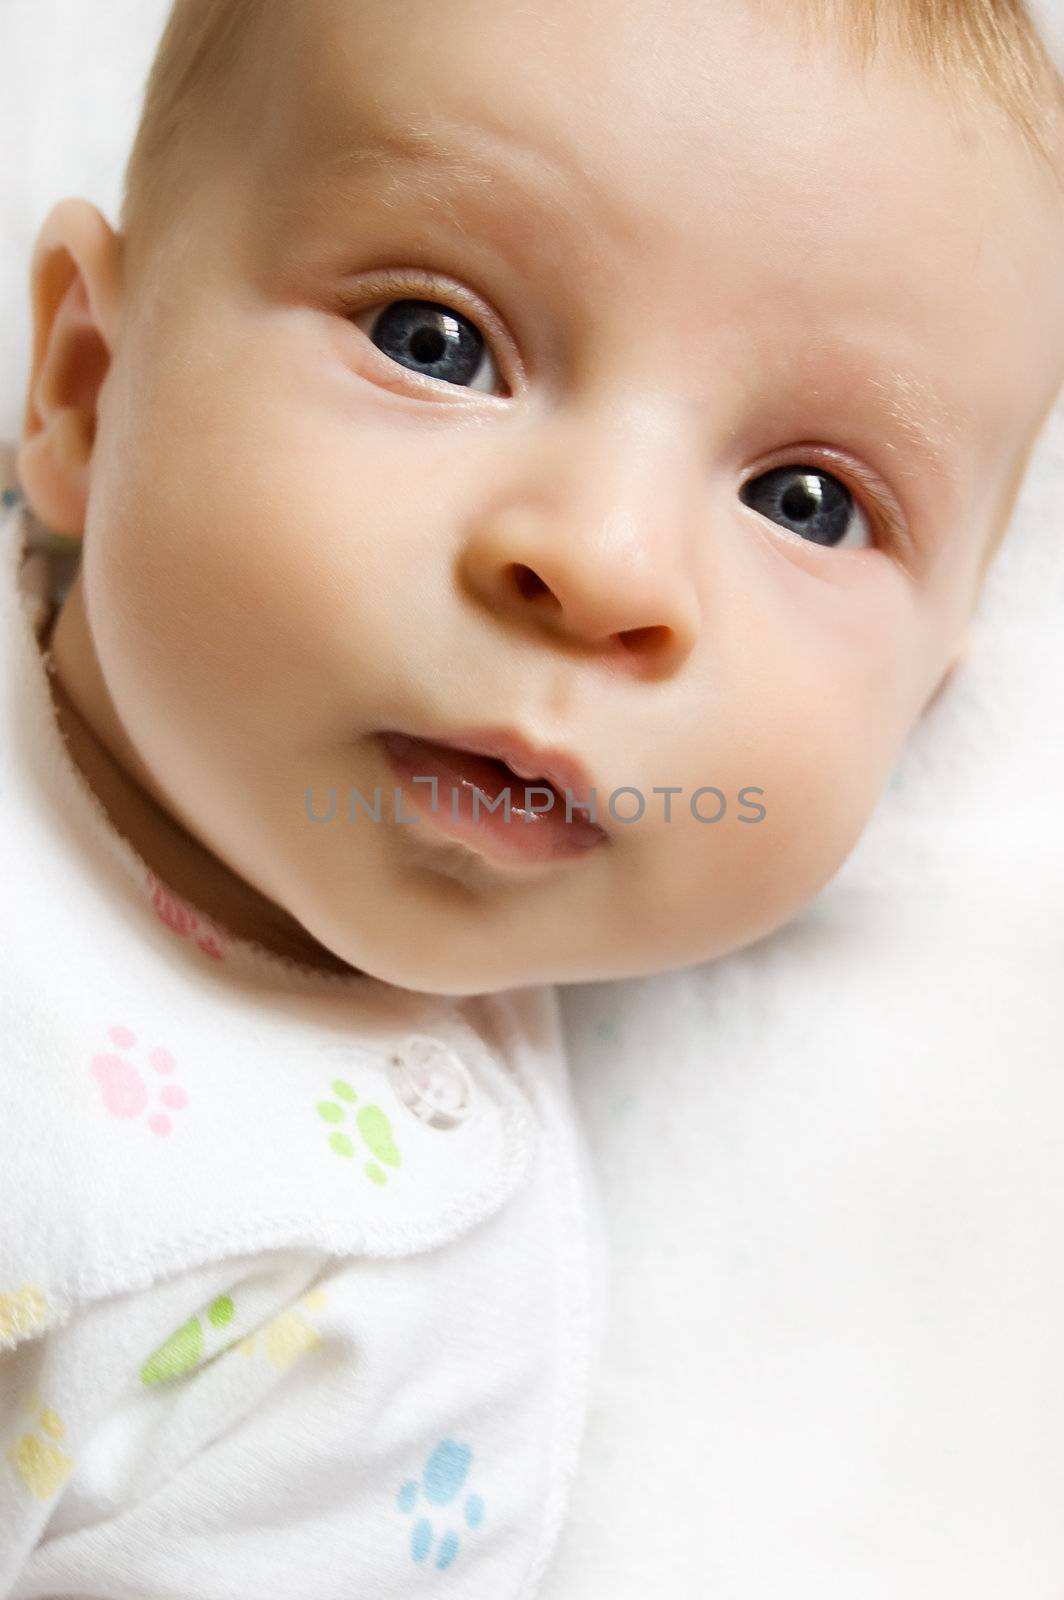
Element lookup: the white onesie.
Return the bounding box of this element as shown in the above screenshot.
[0,441,608,1600]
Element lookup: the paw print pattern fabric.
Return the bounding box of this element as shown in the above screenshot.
[0,444,608,1599]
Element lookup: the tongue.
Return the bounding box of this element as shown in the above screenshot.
[409,740,557,807]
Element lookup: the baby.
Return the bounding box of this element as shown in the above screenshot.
[2,0,1063,1593]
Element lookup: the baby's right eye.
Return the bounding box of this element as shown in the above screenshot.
[739,464,874,552]
[351,296,506,397]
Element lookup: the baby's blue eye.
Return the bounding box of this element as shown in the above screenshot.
[739,465,871,550]
[358,297,501,394]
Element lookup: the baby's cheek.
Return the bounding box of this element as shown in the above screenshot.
[741,703,902,910]
[631,706,898,958]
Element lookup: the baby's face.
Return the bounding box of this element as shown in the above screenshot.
[34,0,1064,992]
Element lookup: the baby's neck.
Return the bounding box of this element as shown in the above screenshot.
[39,600,359,979]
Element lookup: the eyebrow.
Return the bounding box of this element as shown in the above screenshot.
[782,343,971,488]
[296,116,970,486]
[304,109,616,249]
[323,117,524,189]
[869,373,969,486]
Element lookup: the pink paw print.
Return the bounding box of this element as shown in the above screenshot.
[146,872,225,962]
[91,1026,189,1137]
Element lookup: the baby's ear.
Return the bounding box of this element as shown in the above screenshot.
[17,199,124,538]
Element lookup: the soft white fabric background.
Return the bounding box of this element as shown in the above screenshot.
[2,4,1063,1595]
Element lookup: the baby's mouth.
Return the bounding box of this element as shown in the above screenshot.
[383,734,566,809]
[469,751,559,802]
[376,732,607,865]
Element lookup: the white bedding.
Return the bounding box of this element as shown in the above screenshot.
[2,4,1063,1594]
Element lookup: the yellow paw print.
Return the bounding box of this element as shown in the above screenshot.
[6,1393,73,1500]
[239,1287,327,1373]
[0,1285,50,1351]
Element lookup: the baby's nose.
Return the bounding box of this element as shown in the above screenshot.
[457,408,702,675]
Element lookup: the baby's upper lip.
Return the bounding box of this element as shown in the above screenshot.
[386,725,601,816]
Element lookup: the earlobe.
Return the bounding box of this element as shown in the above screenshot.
[16,198,125,538]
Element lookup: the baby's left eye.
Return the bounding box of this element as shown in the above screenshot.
[352,297,504,395]
[739,465,874,551]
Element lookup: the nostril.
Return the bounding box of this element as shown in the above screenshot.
[511,563,552,602]
[620,624,671,654]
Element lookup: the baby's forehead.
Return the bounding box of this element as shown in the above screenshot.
[278,0,1061,251]
[251,0,1064,503]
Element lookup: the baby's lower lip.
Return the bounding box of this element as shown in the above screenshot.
[377,732,606,866]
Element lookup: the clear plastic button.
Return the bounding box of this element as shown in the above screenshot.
[387,1035,475,1130]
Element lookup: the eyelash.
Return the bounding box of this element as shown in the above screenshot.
[339,267,516,391]
[338,270,907,559]
[747,447,906,557]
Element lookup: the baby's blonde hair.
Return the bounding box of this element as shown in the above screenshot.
[120,0,263,278]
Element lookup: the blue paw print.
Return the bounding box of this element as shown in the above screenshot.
[397,1439,486,1571]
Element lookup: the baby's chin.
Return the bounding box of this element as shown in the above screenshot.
[304,916,719,997]
[291,898,556,996]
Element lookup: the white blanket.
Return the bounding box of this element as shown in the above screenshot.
[2,5,1063,1593]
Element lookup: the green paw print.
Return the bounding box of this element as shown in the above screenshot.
[141,1295,236,1386]
[317,1079,402,1185]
